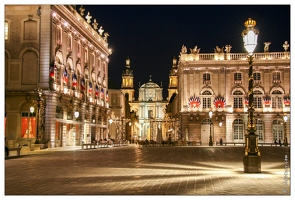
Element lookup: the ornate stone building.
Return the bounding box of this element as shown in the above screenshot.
[121,58,171,142]
[5,5,112,149]
[168,43,290,145]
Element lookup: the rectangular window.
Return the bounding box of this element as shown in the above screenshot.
[254,97,262,108]
[202,97,211,109]
[234,72,242,84]
[273,72,281,84]
[203,73,211,84]
[5,21,8,40]
[234,97,243,108]
[234,125,244,140]
[56,26,62,44]
[84,48,88,63]
[21,112,36,138]
[257,125,263,140]
[272,97,283,108]
[253,72,261,84]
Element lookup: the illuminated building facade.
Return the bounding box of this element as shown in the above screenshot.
[5,5,112,149]
[121,58,171,142]
[168,44,290,145]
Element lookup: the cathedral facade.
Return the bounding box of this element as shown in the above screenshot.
[121,58,170,142]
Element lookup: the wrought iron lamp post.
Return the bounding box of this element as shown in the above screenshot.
[29,88,46,144]
[242,18,261,173]
[283,115,288,146]
[209,110,213,146]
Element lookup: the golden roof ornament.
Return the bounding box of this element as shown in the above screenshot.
[79,6,85,16]
[86,12,92,23]
[244,18,256,28]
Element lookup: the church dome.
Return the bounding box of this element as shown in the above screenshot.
[140,76,161,89]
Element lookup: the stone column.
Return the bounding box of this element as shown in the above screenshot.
[80,102,86,143]
[44,92,58,148]
[88,104,93,143]
[62,108,67,147]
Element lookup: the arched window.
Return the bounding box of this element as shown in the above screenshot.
[233,119,244,141]
[233,90,243,108]
[271,90,283,109]
[272,119,284,142]
[253,90,263,108]
[256,118,264,140]
[202,90,212,109]
[21,111,36,139]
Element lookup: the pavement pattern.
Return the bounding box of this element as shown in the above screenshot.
[4,145,291,195]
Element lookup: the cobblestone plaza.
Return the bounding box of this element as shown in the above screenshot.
[5,145,291,196]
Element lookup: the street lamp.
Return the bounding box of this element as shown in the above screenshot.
[283,115,288,146]
[242,18,261,173]
[30,88,46,144]
[209,110,213,146]
[74,109,79,119]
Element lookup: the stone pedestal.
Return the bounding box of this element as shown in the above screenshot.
[243,155,261,173]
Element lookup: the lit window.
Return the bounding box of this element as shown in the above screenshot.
[271,90,283,109]
[233,119,244,141]
[253,90,263,108]
[234,72,242,84]
[202,90,212,109]
[256,119,264,140]
[233,90,243,108]
[273,71,281,84]
[203,73,211,84]
[272,119,283,141]
[5,21,8,40]
[253,72,261,84]
[21,112,36,138]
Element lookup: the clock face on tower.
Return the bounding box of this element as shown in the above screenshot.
[147,89,154,98]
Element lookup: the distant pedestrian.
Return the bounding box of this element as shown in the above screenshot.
[220,138,223,146]
[5,137,9,157]
[279,139,282,146]
[274,139,278,146]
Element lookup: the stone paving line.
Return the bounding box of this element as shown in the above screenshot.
[4,145,291,195]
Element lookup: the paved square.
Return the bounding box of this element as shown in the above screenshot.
[5,145,290,195]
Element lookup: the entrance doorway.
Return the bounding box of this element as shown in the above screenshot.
[66,126,77,146]
[201,119,213,146]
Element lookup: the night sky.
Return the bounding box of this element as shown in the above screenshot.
[80,5,290,100]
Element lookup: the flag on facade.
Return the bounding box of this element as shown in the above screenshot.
[49,65,55,79]
[213,96,226,108]
[72,73,77,88]
[245,97,249,105]
[63,68,68,84]
[95,85,99,97]
[101,88,104,99]
[80,78,85,91]
[284,96,290,105]
[106,90,109,101]
[89,82,92,93]
[188,94,200,108]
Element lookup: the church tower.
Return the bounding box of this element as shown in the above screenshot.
[121,57,134,101]
[168,57,178,100]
